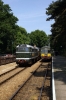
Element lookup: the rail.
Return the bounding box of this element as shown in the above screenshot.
[38,63,49,100]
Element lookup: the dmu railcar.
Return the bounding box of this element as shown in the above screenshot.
[16,44,40,66]
[41,46,52,61]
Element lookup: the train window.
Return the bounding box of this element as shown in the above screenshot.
[17,47,25,52]
[41,46,51,54]
[25,48,28,52]
[45,50,48,54]
[41,49,48,53]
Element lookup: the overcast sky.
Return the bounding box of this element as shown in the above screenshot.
[3,0,57,35]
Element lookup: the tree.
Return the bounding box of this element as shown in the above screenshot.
[46,0,66,55]
[29,30,48,48]
[18,26,27,35]
[0,0,19,53]
[15,27,30,47]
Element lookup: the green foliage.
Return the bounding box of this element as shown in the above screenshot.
[0,0,19,53]
[46,0,66,55]
[15,31,30,46]
[29,30,48,48]
[18,26,27,35]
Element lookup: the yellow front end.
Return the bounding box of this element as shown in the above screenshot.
[41,53,52,60]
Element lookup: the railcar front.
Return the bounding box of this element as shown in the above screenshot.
[41,46,52,61]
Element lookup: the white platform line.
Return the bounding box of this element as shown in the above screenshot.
[52,57,56,100]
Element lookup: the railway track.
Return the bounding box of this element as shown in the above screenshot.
[9,61,52,100]
[0,61,41,100]
[0,65,18,76]
[0,66,27,85]
[39,62,52,100]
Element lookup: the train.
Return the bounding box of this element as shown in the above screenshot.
[16,44,40,66]
[40,46,52,61]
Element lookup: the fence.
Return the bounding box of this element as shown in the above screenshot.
[0,56,16,65]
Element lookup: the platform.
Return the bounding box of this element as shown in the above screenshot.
[52,56,66,100]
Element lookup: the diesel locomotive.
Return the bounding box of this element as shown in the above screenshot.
[16,44,40,66]
[41,46,52,61]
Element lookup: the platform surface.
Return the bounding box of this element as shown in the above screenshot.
[53,56,66,100]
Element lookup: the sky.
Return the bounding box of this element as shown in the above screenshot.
[3,0,56,35]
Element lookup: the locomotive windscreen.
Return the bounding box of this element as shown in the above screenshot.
[16,47,28,52]
[16,47,35,52]
[41,48,50,54]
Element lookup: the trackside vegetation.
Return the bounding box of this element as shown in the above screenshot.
[46,0,66,56]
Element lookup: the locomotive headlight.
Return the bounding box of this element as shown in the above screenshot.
[41,54,45,56]
[48,53,51,57]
